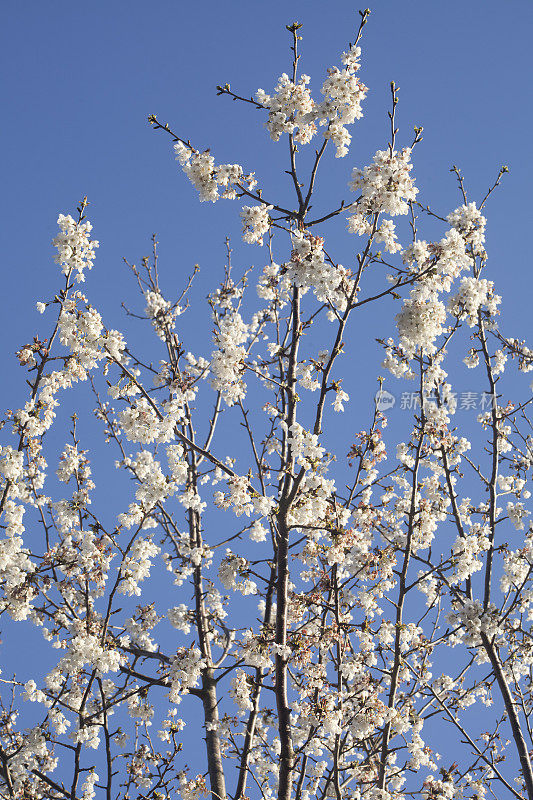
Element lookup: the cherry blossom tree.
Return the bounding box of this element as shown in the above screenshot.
[1,10,533,800]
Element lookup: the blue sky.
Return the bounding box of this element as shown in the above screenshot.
[1,0,532,792]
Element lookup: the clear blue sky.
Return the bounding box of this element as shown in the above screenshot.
[1,0,532,791]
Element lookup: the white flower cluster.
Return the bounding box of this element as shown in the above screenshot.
[214,474,256,518]
[23,681,46,705]
[219,550,257,595]
[145,290,181,339]
[447,599,502,646]
[119,537,160,595]
[124,604,159,652]
[56,443,91,485]
[168,603,192,634]
[284,421,325,467]
[347,147,418,234]
[53,630,123,678]
[450,525,490,584]
[168,646,206,702]
[256,73,316,144]
[1,727,55,796]
[167,443,188,484]
[80,771,99,800]
[179,485,207,514]
[161,530,212,587]
[332,386,349,412]
[447,201,486,257]
[318,44,368,157]
[53,213,99,283]
[178,775,208,800]
[249,520,268,541]
[288,472,342,535]
[296,359,321,392]
[118,392,191,445]
[375,218,402,254]
[385,227,476,369]
[117,398,162,444]
[505,338,533,373]
[422,774,455,800]
[501,530,533,597]
[286,232,353,312]
[255,44,367,157]
[127,692,154,726]
[506,500,530,530]
[58,295,126,373]
[13,380,58,439]
[402,228,472,293]
[498,473,528,495]
[464,349,479,369]
[230,669,254,712]
[210,310,249,406]
[0,445,24,485]
[239,629,273,670]
[210,277,244,310]
[59,302,103,368]
[0,500,35,620]
[240,204,273,245]
[396,286,447,356]
[174,141,257,202]
[492,348,507,374]
[257,261,290,305]
[448,276,501,326]
[118,450,179,532]
[343,690,396,743]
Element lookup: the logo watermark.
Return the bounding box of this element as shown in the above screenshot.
[375,389,396,411]
[374,390,497,412]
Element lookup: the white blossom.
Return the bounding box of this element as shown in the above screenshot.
[53,214,99,282]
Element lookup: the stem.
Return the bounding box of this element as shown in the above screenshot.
[378,362,425,791]
[481,634,533,799]
[275,285,301,800]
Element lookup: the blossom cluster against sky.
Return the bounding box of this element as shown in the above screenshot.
[1,0,531,662]
[1,0,532,370]
[1,1,532,790]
